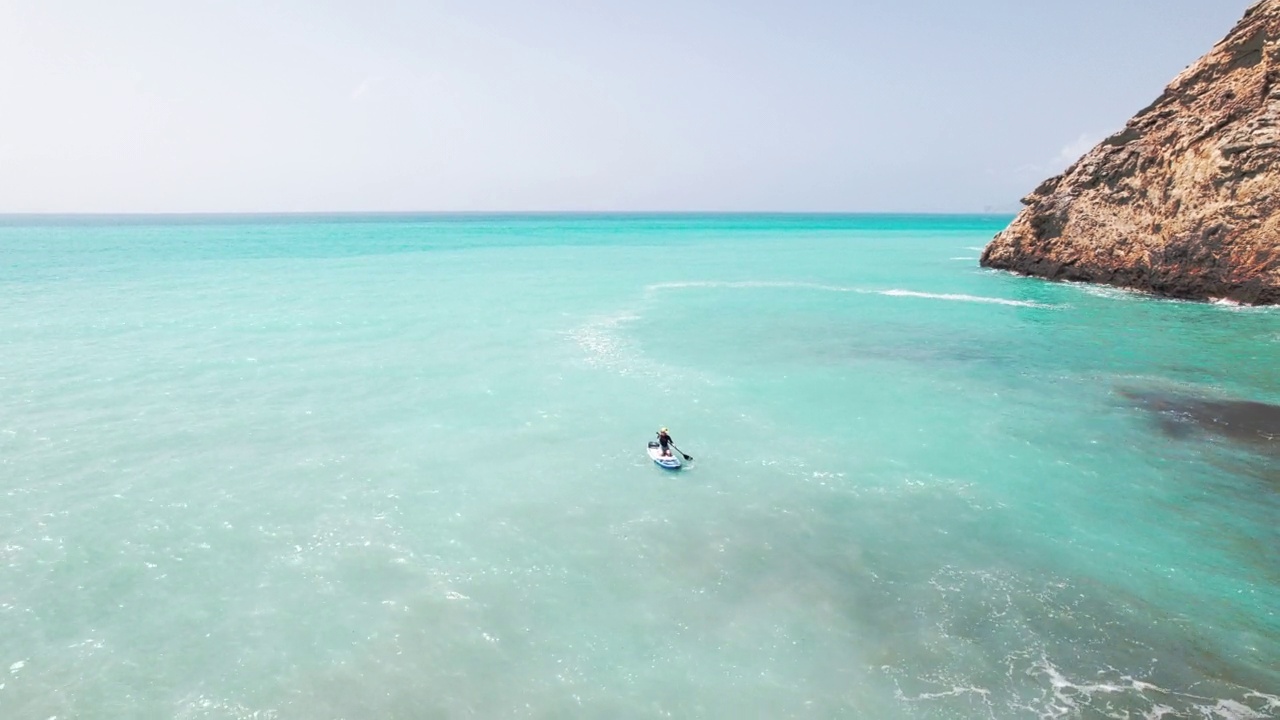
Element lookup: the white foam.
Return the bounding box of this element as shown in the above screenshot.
[8,660,23,674]
[1246,693,1280,713]
[1210,298,1277,313]
[1195,699,1270,720]
[1068,282,1152,302]
[900,685,992,702]
[644,280,1055,308]
[876,289,1052,308]
[1022,656,1280,720]
[1068,282,1277,311]
[645,280,856,294]
[1029,657,1138,717]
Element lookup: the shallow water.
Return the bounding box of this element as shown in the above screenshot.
[1,214,1277,718]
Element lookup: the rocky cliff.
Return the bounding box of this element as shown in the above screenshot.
[981,0,1280,305]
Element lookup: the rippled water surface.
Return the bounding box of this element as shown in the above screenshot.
[1,215,1277,719]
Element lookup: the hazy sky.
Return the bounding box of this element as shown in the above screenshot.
[0,1,1256,213]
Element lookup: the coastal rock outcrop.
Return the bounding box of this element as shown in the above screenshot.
[982,0,1280,304]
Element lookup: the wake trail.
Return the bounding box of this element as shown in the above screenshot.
[644,280,1056,308]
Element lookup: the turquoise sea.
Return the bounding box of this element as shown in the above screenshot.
[1,214,1277,719]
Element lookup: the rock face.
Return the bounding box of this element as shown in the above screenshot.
[982,0,1280,305]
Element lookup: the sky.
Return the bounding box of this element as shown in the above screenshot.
[0,0,1257,213]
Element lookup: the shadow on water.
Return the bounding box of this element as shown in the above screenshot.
[1120,388,1280,456]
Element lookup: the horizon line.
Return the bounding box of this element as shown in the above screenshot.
[0,209,1019,218]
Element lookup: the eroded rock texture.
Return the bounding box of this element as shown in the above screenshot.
[982,0,1280,304]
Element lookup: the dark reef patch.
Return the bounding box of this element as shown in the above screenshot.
[1121,388,1280,451]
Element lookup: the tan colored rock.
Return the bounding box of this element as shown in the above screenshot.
[982,0,1280,304]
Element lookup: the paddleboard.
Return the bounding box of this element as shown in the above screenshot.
[647,441,682,469]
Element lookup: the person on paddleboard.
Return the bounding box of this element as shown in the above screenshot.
[657,427,675,457]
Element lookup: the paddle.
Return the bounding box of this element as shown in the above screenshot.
[670,444,693,462]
